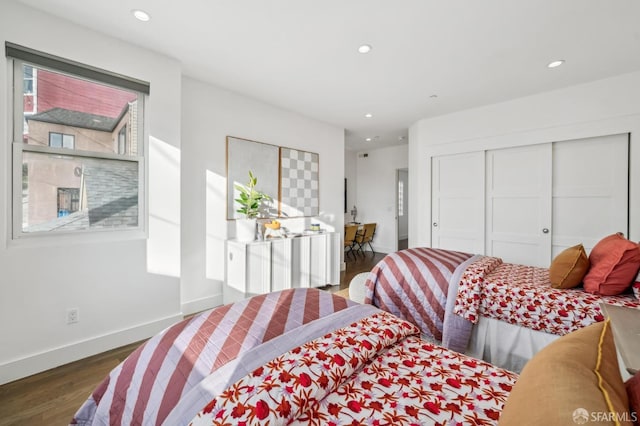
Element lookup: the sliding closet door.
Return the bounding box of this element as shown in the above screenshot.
[552,134,628,257]
[431,152,484,254]
[485,144,552,267]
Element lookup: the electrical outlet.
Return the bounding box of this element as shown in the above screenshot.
[67,308,79,324]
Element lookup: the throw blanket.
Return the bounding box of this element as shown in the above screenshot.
[189,311,517,425]
[363,248,478,352]
[71,288,362,425]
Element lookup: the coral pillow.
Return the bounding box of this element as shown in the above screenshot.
[549,244,590,289]
[583,234,640,296]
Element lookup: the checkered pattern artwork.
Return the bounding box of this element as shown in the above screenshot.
[280,148,319,217]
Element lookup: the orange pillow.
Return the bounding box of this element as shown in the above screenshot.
[549,244,590,289]
[583,234,640,296]
[499,321,631,425]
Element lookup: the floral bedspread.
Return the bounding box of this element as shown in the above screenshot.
[454,257,640,335]
[189,311,517,425]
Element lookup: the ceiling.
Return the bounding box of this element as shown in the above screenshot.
[16,0,640,151]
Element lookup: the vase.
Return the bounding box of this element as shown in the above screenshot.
[236,218,257,242]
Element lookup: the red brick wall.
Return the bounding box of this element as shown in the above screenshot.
[36,69,137,118]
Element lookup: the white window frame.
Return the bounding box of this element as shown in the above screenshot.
[8,48,149,243]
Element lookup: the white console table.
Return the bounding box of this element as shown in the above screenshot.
[224,232,340,304]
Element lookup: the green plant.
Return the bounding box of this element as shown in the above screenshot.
[234,171,271,219]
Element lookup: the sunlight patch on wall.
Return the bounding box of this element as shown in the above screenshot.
[147,136,180,277]
[206,169,226,281]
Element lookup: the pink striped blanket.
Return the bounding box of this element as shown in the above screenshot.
[364,248,478,352]
[71,288,362,425]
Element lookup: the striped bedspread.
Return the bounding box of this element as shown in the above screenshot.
[71,288,362,425]
[364,248,478,352]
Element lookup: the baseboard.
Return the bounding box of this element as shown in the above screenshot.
[368,246,392,254]
[0,313,182,386]
[181,294,223,316]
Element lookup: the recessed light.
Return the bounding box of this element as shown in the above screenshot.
[364,113,373,118]
[132,9,151,22]
[358,44,372,54]
[547,60,565,68]
[429,94,438,98]
[365,137,372,142]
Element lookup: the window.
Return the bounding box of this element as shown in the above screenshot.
[57,188,80,216]
[49,132,74,149]
[398,180,404,217]
[7,42,150,238]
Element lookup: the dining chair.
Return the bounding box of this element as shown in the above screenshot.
[354,223,376,254]
[344,224,359,259]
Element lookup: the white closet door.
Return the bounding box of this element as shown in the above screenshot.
[431,152,484,254]
[552,134,629,257]
[486,144,552,267]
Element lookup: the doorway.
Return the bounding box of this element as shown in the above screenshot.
[396,168,409,250]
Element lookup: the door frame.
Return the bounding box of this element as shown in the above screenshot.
[395,168,409,252]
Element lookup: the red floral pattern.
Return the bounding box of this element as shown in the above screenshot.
[189,312,517,426]
[455,258,640,335]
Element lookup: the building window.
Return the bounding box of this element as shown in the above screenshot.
[57,188,80,217]
[7,42,149,237]
[49,132,75,149]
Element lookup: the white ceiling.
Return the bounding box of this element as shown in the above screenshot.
[16,0,640,151]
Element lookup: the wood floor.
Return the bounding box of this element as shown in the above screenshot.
[0,250,384,425]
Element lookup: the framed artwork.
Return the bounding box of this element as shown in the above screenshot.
[226,136,319,219]
[279,147,319,217]
[344,178,347,213]
[226,137,279,220]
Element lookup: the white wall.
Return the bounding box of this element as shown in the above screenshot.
[344,149,358,225]
[356,145,408,254]
[409,71,640,249]
[0,2,183,384]
[181,77,345,313]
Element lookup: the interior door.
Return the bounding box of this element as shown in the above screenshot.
[552,134,629,257]
[431,151,484,254]
[486,144,552,267]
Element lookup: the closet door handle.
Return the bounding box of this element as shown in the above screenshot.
[542,228,549,234]
[433,222,438,227]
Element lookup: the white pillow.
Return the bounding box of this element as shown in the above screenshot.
[348,272,369,304]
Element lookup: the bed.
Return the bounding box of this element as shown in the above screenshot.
[72,288,519,425]
[363,234,640,372]
[70,287,638,425]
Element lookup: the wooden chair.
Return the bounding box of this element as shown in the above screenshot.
[344,224,359,259]
[354,223,376,254]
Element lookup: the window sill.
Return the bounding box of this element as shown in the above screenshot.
[7,227,147,249]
